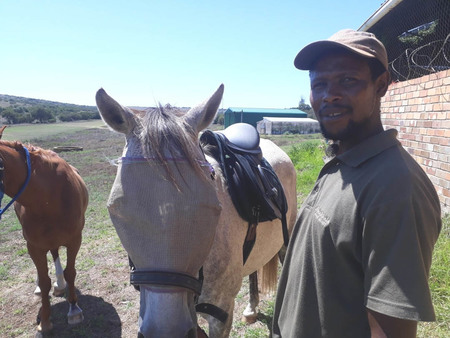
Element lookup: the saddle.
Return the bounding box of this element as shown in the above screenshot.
[200,123,289,264]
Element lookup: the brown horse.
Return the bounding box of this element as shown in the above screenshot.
[0,127,88,333]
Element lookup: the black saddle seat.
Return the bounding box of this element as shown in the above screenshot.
[216,123,261,156]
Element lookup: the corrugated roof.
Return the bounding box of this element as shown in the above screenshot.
[226,107,305,114]
[261,117,318,122]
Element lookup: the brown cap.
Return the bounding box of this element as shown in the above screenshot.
[294,29,388,71]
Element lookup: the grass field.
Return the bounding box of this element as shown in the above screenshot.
[1,120,105,142]
[0,122,448,337]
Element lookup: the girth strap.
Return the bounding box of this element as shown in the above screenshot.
[130,270,203,295]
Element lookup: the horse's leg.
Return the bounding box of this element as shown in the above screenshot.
[34,276,41,295]
[64,233,84,325]
[243,271,259,323]
[50,248,67,296]
[27,243,53,332]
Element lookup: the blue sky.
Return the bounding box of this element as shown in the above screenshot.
[0,1,383,109]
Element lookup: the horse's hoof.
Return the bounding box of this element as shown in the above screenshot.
[37,321,53,333]
[242,314,258,324]
[53,286,66,297]
[243,305,258,324]
[53,280,66,296]
[68,303,84,325]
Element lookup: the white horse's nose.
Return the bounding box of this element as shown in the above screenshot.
[138,286,198,338]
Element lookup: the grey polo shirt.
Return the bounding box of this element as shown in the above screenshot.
[273,129,441,338]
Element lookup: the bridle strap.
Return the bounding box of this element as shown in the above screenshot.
[130,270,203,295]
[0,145,31,218]
[195,302,229,324]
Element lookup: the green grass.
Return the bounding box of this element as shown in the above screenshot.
[0,264,8,281]
[288,139,325,204]
[418,215,450,337]
[1,120,105,142]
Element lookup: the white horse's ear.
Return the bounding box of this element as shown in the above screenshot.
[96,88,134,134]
[184,84,224,133]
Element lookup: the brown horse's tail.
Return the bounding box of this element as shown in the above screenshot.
[258,253,279,294]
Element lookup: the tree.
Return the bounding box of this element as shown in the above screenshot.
[31,107,54,123]
[298,98,315,119]
[1,107,19,124]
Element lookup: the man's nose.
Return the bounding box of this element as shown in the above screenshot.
[323,84,342,103]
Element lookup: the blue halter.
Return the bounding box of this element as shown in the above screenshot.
[0,146,31,219]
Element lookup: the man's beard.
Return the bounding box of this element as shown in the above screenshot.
[319,117,371,142]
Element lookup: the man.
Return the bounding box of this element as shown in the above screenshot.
[272,29,442,337]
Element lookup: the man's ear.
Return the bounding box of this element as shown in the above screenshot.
[376,71,390,97]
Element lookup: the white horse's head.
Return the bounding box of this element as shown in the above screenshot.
[96,85,224,337]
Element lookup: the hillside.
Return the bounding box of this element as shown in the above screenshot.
[0,94,100,124]
[0,93,227,125]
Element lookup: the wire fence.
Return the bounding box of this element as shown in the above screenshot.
[368,0,449,83]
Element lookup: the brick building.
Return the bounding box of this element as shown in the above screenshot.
[380,70,450,214]
[361,0,450,214]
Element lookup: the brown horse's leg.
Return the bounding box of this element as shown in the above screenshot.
[50,248,66,296]
[27,243,53,332]
[64,233,84,325]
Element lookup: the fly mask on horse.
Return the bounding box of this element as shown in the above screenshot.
[96,85,224,337]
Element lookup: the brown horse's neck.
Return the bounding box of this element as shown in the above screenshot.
[0,142,31,203]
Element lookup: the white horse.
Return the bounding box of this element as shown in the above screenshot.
[96,84,297,337]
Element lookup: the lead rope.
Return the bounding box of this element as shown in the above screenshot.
[0,146,31,220]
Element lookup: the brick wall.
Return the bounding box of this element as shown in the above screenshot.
[380,69,450,215]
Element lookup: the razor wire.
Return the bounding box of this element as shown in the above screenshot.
[366,0,449,85]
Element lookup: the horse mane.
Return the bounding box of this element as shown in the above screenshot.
[139,105,210,185]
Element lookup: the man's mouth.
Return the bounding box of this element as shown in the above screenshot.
[327,112,343,117]
[320,110,345,120]
[319,106,350,120]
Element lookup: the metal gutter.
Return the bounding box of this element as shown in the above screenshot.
[358,0,404,31]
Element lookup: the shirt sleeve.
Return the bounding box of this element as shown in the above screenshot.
[361,191,439,321]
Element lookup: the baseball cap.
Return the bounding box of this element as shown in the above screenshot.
[294,29,388,71]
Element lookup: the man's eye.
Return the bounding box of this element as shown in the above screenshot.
[312,82,326,90]
[342,77,357,84]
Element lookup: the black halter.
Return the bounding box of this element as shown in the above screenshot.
[129,266,228,323]
[130,270,203,295]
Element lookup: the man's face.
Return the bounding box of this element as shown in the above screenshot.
[309,52,386,144]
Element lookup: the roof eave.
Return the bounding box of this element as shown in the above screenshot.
[358,0,404,31]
